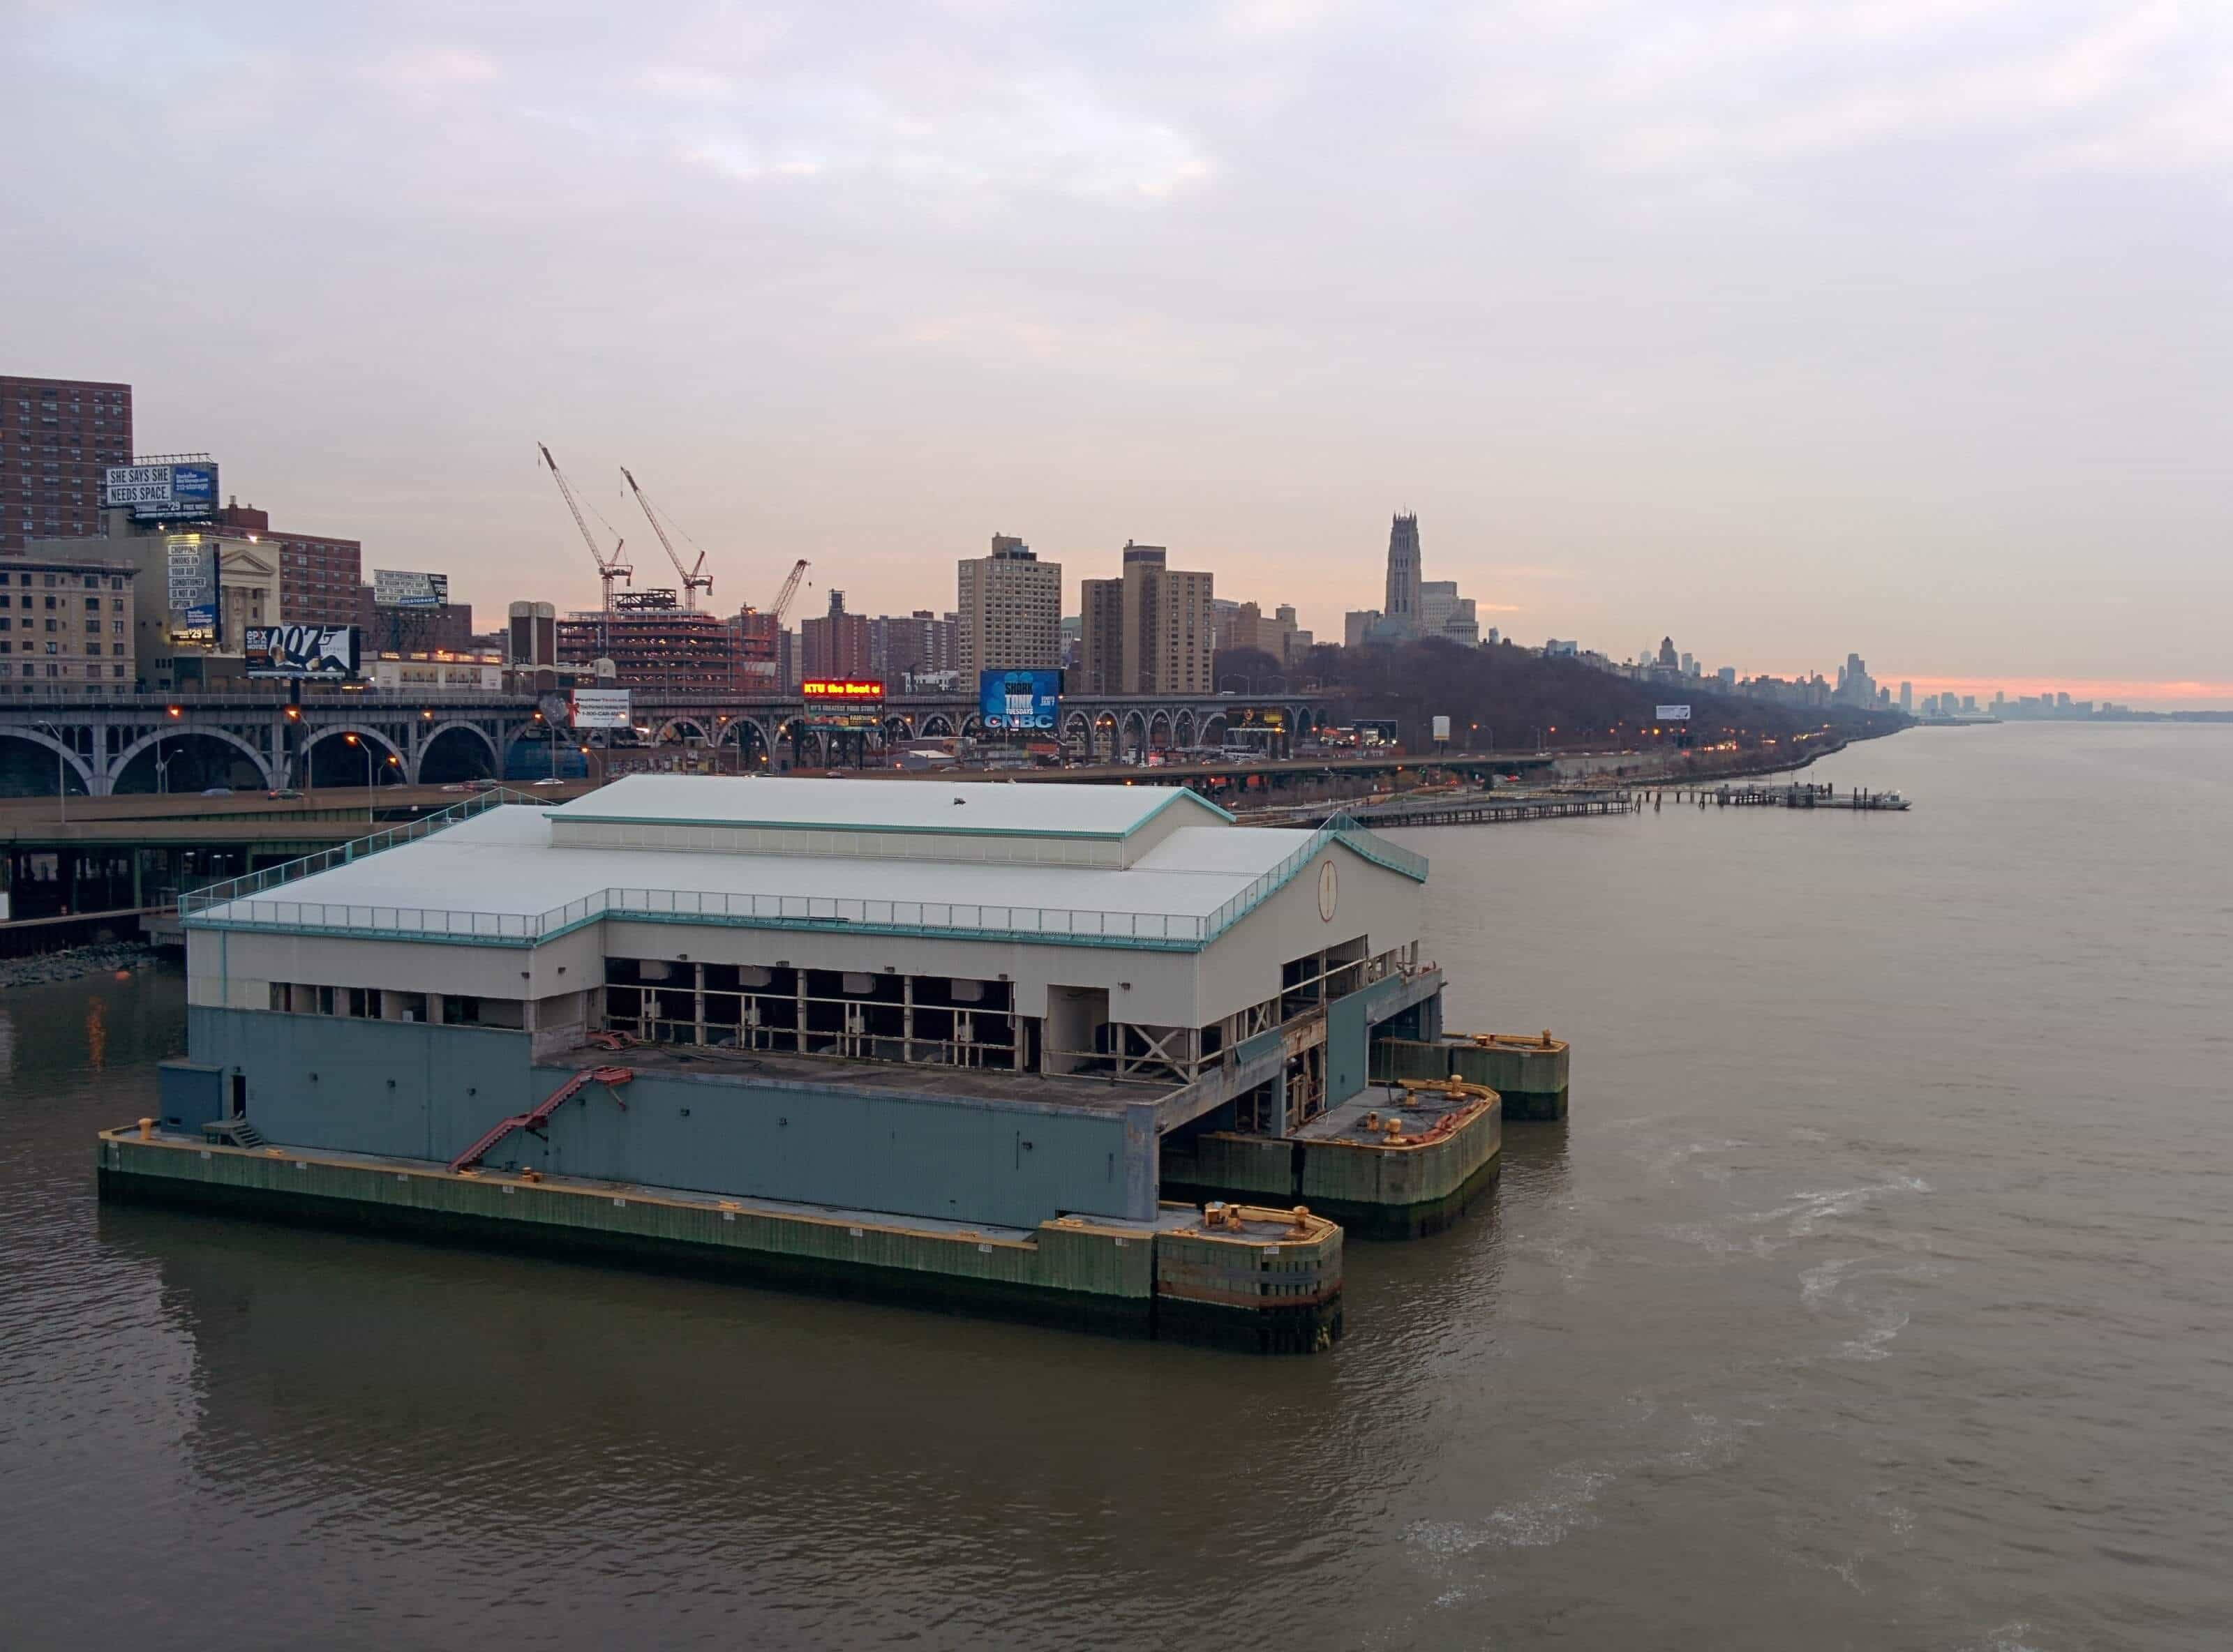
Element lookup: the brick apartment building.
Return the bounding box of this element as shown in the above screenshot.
[1,375,133,555]
[213,500,362,628]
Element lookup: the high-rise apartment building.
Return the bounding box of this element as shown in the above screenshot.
[1077,578,1126,696]
[870,610,957,682]
[1,375,133,555]
[1383,513,1422,636]
[1218,599,1313,665]
[0,557,138,696]
[1078,541,1213,696]
[956,534,1061,679]
[801,589,873,679]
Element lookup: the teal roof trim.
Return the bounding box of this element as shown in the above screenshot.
[554,784,1235,841]
[1198,813,1428,945]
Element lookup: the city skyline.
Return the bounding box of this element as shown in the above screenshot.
[6,3,2230,705]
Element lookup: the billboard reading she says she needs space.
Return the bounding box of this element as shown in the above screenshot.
[1656,705,1692,721]
[979,668,1061,731]
[104,462,219,521]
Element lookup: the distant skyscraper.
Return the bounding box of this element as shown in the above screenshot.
[1384,513,1422,635]
[1899,681,1913,712]
[1659,636,1678,669]
[1838,652,1876,706]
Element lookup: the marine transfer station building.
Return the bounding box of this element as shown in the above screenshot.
[167,776,1446,1234]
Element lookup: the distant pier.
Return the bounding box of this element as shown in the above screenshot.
[1260,791,1641,830]
[1647,781,1911,811]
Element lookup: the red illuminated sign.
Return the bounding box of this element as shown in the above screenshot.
[802,678,885,701]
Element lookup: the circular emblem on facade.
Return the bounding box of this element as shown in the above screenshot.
[1317,858,1338,922]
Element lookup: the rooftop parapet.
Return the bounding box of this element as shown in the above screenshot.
[544,776,1234,866]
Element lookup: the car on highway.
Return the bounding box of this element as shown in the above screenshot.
[265,787,304,800]
[530,777,567,788]
[200,786,233,797]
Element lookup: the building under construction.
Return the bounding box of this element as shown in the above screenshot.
[555,595,755,693]
[539,443,811,694]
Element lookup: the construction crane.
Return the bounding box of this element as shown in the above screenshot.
[537,442,632,650]
[768,557,809,624]
[619,465,714,612]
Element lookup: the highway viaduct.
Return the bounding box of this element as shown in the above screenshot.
[0,689,1348,797]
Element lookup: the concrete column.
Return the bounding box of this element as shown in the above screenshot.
[693,962,706,1044]
[1269,1065,1290,1137]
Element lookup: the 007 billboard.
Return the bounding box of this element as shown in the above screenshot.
[244,625,360,681]
[979,668,1060,731]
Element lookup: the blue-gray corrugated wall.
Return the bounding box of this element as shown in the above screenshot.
[187,1007,1152,1229]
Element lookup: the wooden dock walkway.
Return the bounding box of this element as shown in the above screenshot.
[1239,777,1912,832]
[1646,782,1912,811]
[1252,791,1642,829]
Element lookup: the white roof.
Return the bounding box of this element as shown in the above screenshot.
[206,806,1321,926]
[547,774,1230,839]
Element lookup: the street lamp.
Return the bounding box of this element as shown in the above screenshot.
[343,733,373,823]
[157,704,184,796]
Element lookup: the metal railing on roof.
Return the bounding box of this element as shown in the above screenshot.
[186,885,1213,949]
[182,808,1429,952]
[179,788,546,917]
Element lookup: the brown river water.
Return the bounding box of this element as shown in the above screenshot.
[2,723,2227,1651]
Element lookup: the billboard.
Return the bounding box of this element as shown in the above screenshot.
[1656,705,1691,721]
[372,569,450,609]
[571,688,632,730]
[978,668,1060,732]
[802,678,884,703]
[244,625,360,681]
[104,461,218,521]
[1431,714,1451,742]
[165,536,219,643]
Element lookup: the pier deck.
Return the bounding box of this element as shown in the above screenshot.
[98,1125,1343,1353]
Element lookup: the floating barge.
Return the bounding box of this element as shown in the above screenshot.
[108,775,1540,1353]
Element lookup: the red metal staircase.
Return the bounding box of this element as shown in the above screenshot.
[450,1065,635,1173]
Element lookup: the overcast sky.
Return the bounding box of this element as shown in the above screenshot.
[6,0,2230,702]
